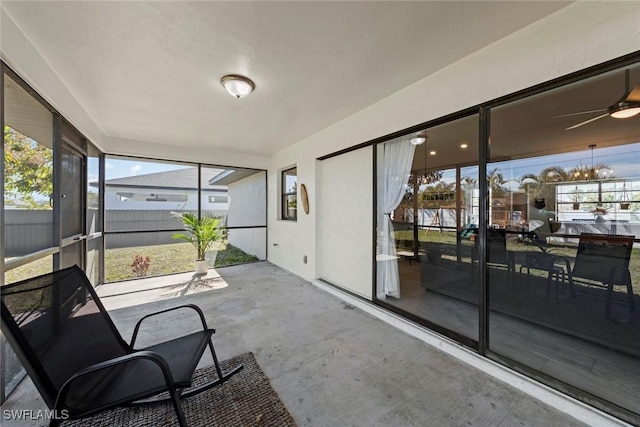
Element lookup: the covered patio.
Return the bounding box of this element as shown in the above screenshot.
[2,1,640,424]
[2,261,587,426]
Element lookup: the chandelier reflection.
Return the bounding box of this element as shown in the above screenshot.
[571,144,614,182]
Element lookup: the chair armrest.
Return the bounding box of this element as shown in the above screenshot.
[55,350,177,415]
[130,304,212,348]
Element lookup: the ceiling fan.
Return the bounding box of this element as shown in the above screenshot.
[556,69,640,130]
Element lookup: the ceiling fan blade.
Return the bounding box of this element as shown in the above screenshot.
[552,109,607,118]
[565,113,609,130]
[625,84,640,102]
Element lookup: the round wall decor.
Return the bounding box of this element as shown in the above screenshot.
[300,183,310,214]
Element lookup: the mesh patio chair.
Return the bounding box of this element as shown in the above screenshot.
[0,265,243,426]
[471,228,515,283]
[569,234,636,320]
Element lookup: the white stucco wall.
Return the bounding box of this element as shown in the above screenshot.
[227,171,267,227]
[267,1,640,283]
[228,228,267,261]
[317,147,373,298]
[227,171,267,259]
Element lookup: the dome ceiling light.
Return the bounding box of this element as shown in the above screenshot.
[221,74,255,99]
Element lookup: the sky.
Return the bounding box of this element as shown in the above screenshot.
[428,142,640,191]
[86,157,194,186]
[102,158,191,181]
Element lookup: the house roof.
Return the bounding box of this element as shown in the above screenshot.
[208,169,263,186]
[103,167,225,190]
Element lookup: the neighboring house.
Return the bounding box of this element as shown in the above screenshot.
[98,167,229,211]
[96,166,266,259]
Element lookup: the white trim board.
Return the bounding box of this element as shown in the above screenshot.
[311,279,631,427]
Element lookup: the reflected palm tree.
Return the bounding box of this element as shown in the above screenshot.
[461,177,477,192]
[518,166,568,208]
[487,168,508,198]
[567,163,614,182]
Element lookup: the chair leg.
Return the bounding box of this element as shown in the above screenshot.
[626,283,635,314]
[605,282,614,319]
[519,265,530,289]
[568,273,576,298]
[546,270,553,300]
[168,386,188,427]
[178,339,244,399]
[208,339,224,383]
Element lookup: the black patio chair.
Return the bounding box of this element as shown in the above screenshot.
[569,234,636,320]
[471,228,515,283]
[0,265,243,426]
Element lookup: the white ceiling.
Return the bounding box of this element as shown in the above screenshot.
[2,1,572,156]
[410,64,640,172]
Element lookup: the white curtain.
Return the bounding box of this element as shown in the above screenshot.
[377,136,416,299]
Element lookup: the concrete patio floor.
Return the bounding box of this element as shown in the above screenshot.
[1,261,612,426]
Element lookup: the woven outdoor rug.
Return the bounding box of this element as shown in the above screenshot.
[62,352,296,427]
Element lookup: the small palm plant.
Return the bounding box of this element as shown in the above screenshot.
[172,212,225,261]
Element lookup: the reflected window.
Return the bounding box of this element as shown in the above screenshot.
[208,195,229,203]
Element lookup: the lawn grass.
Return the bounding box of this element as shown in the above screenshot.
[105,241,258,282]
[4,242,259,284]
[105,242,196,281]
[4,255,54,285]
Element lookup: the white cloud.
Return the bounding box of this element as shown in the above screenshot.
[105,162,114,170]
[130,164,142,175]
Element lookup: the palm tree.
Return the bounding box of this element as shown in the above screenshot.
[461,176,478,192]
[519,166,569,208]
[487,168,507,198]
[172,212,226,261]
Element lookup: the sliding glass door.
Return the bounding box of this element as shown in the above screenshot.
[375,114,480,346]
[487,63,640,418]
[371,58,640,423]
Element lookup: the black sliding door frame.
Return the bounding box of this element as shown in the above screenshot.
[322,50,640,424]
